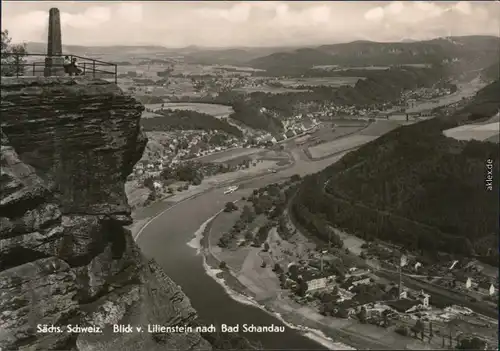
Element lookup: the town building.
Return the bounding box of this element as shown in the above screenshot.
[346,268,371,278]
[416,291,431,307]
[352,276,371,287]
[386,298,422,314]
[302,119,315,131]
[305,274,336,292]
[275,134,285,142]
[258,134,276,144]
[295,268,336,292]
[454,276,473,290]
[339,275,371,290]
[477,282,495,296]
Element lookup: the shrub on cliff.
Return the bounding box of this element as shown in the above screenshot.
[1,30,27,77]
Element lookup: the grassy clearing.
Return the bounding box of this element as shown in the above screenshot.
[312,65,390,71]
[443,123,500,142]
[161,102,234,118]
[358,120,402,137]
[311,125,368,144]
[199,148,261,163]
[279,77,362,88]
[234,86,310,94]
[308,135,377,159]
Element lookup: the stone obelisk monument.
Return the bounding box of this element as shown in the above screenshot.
[44,8,64,76]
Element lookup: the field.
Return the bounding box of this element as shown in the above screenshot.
[336,66,390,71]
[220,149,291,168]
[199,148,291,167]
[312,65,390,71]
[313,64,429,70]
[443,122,500,142]
[386,114,409,121]
[216,65,265,72]
[118,74,201,99]
[234,86,310,94]
[279,77,362,88]
[142,110,163,118]
[197,147,261,163]
[307,134,378,159]
[143,103,165,111]
[401,64,432,68]
[142,102,234,119]
[160,102,234,118]
[117,63,176,79]
[309,123,368,144]
[358,120,403,136]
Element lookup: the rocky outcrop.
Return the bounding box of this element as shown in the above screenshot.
[0,77,211,351]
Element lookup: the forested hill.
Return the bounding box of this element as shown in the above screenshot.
[460,79,500,121]
[248,36,500,76]
[141,109,243,137]
[292,80,500,263]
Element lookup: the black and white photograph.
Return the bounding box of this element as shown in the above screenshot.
[1,1,499,350]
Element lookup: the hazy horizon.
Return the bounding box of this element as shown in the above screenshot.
[17,33,500,50]
[2,1,499,48]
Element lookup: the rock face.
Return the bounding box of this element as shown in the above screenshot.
[0,77,211,351]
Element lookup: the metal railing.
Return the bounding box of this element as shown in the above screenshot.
[1,53,118,83]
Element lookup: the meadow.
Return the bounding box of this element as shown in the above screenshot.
[307,134,378,159]
[279,76,362,88]
[234,86,310,94]
[159,102,234,118]
[443,122,500,142]
[312,65,389,71]
[358,120,403,136]
[198,147,261,163]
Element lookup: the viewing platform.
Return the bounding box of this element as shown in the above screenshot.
[2,53,118,84]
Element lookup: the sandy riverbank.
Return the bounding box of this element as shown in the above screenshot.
[195,210,439,351]
[187,215,358,350]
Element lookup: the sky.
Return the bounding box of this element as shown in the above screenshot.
[2,1,499,47]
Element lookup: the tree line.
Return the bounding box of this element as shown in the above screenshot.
[1,30,27,77]
[141,109,242,137]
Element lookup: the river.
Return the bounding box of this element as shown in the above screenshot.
[133,79,487,350]
[135,172,334,350]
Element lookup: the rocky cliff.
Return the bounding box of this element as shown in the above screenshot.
[0,77,211,351]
